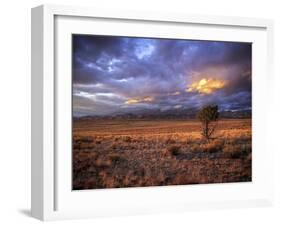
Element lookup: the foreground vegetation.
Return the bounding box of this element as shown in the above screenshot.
[73,119,251,190]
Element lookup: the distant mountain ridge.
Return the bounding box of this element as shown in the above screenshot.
[74,108,251,121]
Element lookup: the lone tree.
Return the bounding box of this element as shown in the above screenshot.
[197,105,219,140]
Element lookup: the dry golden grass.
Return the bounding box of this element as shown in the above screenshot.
[73,119,251,190]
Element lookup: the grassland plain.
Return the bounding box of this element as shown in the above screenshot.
[72,119,251,190]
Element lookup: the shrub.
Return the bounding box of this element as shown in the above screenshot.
[166,138,176,144]
[79,136,93,143]
[95,140,101,144]
[123,136,132,142]
[108,153,123,163]
[110,143,118,150]
[223,145,247,159]
[202,139,224,153]
[95,157,112,167]
[73,136,95,149]
[197,105,219,140]
[229,150,243,159]
[167,145,181,156]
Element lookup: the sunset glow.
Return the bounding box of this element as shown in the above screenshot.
[187,78,226,94]
[125,96,154,105]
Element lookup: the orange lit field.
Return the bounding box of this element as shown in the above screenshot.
[73,118,251,190]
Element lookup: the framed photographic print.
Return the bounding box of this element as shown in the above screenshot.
[31,4,274,221]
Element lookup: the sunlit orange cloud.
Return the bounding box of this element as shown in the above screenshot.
[171,91,180,95]
[125,96,154,105]
[187,78,226,94]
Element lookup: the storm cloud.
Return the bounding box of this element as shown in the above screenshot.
[72,35,251,116]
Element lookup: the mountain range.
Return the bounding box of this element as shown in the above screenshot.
[74,108,251,120]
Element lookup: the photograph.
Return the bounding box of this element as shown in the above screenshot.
[72,34,252,190]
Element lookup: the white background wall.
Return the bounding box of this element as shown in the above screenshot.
[0,0,280,225]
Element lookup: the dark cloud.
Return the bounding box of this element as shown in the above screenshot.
[72,35,252,116]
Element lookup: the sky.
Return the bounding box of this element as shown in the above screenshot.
[72,35,252,117]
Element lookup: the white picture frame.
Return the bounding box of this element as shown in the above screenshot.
[31,4,274,221]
